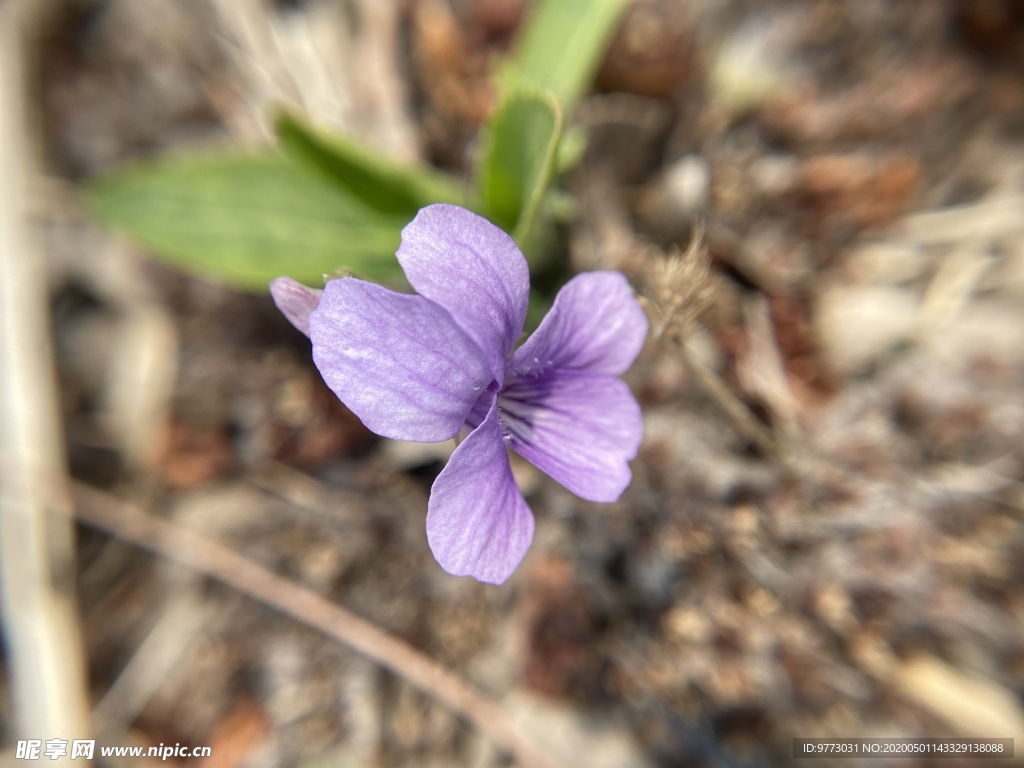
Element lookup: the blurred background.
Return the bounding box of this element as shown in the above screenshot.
[2,0,1024,766]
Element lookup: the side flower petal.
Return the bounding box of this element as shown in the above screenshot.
[499,370,642,503]
[309,277,492,442]
[508,272,648,377]
[270,277,322,337]
[397,204,529,380]
[426,399,535,584]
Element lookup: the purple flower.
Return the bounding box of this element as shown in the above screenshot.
[271,204,647,584]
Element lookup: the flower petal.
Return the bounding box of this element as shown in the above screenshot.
[309,277,492,442]
[499,369,642,502]
[397,204,529,380]
[427,399,535,584]
[508,272,648,377]
[270,277,322,337]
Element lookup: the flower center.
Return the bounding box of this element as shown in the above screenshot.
[496,373,552,445]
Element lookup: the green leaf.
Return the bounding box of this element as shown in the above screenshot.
[87,151,409,291]
[556,126,588,174]
[276,113,467,215]
[499,0,631,113]
[478,88,563,244]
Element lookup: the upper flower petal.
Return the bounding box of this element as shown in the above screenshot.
[309,277,492,442]
[270,277,322,337]
[507,272,648,377]
[426,399,535,584]
[397,204,529,381]
[499,369,643,502]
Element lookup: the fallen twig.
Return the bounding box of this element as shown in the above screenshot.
[72,483,564,768]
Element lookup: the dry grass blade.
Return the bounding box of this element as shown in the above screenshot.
[92,593,210,737]
[0,0,91,752]
[72,483,565,768]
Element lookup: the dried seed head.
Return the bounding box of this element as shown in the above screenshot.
[644,222,718,341]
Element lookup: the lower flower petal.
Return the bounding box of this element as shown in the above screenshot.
[309,277,492,442]
[499,370,642,503]
[427,401,535,584]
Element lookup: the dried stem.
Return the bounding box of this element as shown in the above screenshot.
[72,483,565,768]
[0,0,91,753]
[670,335,785,461]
